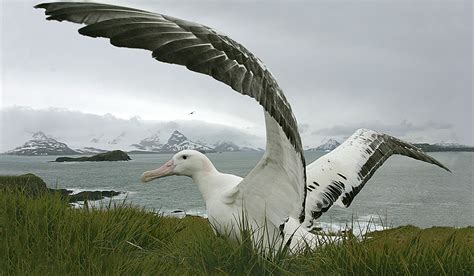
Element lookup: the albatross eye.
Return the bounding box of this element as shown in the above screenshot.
[182,155,187,160]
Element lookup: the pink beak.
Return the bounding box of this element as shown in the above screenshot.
[141,159,176,183]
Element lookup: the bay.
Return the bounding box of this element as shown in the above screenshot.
[0,152,472,230]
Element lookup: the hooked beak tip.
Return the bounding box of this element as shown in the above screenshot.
[140,173,152,183]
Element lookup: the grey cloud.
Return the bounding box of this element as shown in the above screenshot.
[163,121,180,130]
[0,107,264,152]
[298,123,310,134]
[311,120,456,144]
[1,0,472,147]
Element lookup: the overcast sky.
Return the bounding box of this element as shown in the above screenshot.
[1,0,472,151]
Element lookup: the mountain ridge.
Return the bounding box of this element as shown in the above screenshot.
[4,131,258,155]
[307,139,341,152]
[5,132,79,156]
[4,131,472,156]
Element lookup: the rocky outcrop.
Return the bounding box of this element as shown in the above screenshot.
[0,173,122,203]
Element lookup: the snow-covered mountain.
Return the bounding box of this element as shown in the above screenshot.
[214,141,240,152]
[5,132,79,156]
[89,134,104,144]
[131,132,162,151]
[160,130,214,153]
[4,130,261,155]
[308,139,341,152]
[75,147,108,154]
[240,146,264,152]
[108,132,126,145]
[130,132,263,153]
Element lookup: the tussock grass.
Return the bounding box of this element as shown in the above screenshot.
[1,190,472,275]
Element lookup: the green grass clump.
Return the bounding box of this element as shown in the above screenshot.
[0,174,48,196]
[1,189,472,275]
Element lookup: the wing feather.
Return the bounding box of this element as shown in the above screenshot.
[303,128,450,229]
[234,112,306,228]
[35,2,303,154]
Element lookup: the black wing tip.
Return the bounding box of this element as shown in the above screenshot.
[384,133,452,173]
[34,3,45,9]
[440,164,452,173]
[410,146,452,173]
[34,3,60,21]
[34,3,51,9]
[78,26,89,36]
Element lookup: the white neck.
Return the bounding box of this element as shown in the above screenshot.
[192,169,226,202]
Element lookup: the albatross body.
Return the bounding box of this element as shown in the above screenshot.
[141,149,314,249]
[36,2,450,251]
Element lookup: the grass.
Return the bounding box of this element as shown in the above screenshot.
[1,187,472,275]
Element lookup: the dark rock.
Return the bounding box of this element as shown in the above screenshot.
[49,188,73,198]
[0,173,48,196]
[67,190,122,202]
[0,173,122,203]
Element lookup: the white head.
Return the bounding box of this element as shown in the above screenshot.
[141,150,216,183]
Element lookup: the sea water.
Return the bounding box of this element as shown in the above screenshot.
[1,152,472,230]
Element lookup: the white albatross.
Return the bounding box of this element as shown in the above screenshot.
[36,2,450,250]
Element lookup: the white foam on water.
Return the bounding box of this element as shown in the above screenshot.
[69,202,83,209]
[315,214,388,238]
[160,209,208,219]
[64,190,135,210]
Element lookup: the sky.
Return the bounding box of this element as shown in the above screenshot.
[1,0,472,151]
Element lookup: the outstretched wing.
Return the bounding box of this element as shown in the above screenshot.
[36,3,307,224]
[303,129,450,229]
[35,2,302,152]
[230,112,306,229]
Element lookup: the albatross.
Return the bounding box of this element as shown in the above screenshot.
[36,2,450,250]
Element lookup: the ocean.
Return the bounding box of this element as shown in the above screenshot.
[1,152,472,231]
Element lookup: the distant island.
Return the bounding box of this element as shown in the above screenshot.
[412,143,474,152]
[54,150,131,162]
